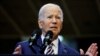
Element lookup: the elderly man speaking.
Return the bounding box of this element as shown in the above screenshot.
[13,3,98,56]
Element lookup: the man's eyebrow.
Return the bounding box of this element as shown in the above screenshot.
[47,14,53,16]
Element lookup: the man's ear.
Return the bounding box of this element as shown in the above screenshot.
[38,20,43,29]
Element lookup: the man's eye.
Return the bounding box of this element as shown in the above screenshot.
[56,16,61,19]
[48,16,52,19]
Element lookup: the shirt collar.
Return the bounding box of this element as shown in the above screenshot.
[51,38,58,48]
[41,34,45,43]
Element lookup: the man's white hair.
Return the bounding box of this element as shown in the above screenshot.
[38,3,63,21]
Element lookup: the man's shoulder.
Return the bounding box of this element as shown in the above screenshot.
[16,40,29,46]
[59,42,79,55]
[65,45,78,52]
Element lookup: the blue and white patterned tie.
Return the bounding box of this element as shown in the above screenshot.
[46,43,54,55]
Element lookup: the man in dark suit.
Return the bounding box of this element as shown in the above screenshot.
[13,3,98,56]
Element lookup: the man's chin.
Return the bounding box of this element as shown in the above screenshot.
[46,29,59,35]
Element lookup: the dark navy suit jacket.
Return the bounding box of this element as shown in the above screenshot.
[15,36,80,55]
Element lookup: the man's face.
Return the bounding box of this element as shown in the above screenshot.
[38,7,63,39]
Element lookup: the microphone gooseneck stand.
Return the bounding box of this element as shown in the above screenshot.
[28,29,42,54]
[40,30,53,54]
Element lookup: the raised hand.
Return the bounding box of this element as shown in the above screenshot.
[80,43,98,56]
[13,45,22,54]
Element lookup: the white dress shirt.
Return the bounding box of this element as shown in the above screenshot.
[41,34,58,55]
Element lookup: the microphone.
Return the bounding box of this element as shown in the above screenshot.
[44,30,53,46]
[40,30,53,54]
[29,29,41,46]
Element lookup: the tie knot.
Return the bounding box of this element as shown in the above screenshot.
[48,43,54,48]
[50,43,53,45]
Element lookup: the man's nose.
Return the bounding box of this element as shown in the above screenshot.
[52,17,57,24]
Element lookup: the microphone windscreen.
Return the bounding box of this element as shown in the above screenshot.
[31,29,42,37]
[45,30,53,38]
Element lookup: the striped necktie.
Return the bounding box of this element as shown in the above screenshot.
[45,43,54,55]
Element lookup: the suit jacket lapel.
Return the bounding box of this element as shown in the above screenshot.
[31,36,43,54]
[36,36,43,47]
[58,40,68,55]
